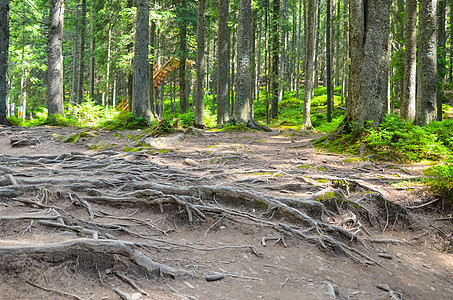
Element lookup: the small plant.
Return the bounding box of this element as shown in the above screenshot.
[424,163,453,204]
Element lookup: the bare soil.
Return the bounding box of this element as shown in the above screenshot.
[0,124,452,300]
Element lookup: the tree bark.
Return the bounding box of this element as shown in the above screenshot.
[89,8,95,102]
[271,0,279,119]
[77,0,86,104]
[217,0,229,124]
[415,0,437,126]
[47,0,65,117]
[295,0,302,100]
[70,0,78,106]
[233,0,270,132]
[0,0,8,125]
[234,0,252,124]
[132,0,152,121]
[179,18,187,114]
[401,0,417,121]
[437,1,446,121]
[302,0,317,129]
[348,0,391,128]
[194,0,206,127]
[326,0,332,123]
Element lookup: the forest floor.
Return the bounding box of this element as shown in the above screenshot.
[0,124,452,300]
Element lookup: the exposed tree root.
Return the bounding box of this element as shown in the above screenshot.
[0,238,189,278]
[0,149,412,285]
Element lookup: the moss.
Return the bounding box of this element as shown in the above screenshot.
[315,179,329,184]
[316,192,335,201]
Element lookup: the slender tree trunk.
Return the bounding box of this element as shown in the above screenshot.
[179,1,188,114]
[437,1,446,121]
[251,9,256,103]
[271,0,279,119]
[340,0,348,106]
[194,0,205,127]
[0,0,8,125]
[77,0,86,104]
[132,0,152,121]
[149,2,156,114]
[256,13,262,104]
[47,0,65,116]
[450,0,453,83]
[313,3,321,89]
[326,0,332,123]
[401,0,417,121]
[296,0,302,100]
[71,0,78,105]
[302,0,316,129]
[416,0,437,126]
[230,20,236,112]
[89,8,95,102]
[217,0,229,124]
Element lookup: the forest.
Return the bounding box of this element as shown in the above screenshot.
[0,0,453,299]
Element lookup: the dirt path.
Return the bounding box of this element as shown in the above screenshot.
[0,125,452,300]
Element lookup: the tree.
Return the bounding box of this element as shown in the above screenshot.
[194,0,205,127]
[217,0,229,125]
[401,0,417,121]
[233,0,270,131]
[415,0,437,126]
[302,0,316,129]
[326,0,332,123]
[132,0,152,121]
[437,1,447,121]
[47,0,65,117]
[77,0,87,104]
[271,0,279,119]
[0,0,8,125]
[348,0,391,128]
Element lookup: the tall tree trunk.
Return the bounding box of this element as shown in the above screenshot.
[132,0,152,121]
[179,25,187,113]
[234,0,269,131]
[450,0,453,83]
[251,8,257,103]
[302,0,317,129]
[349,0,391,128]
[47,0,65,116]
[77,0,86,104]
[437,1,446,121]
[295,0,302,100]
[340,0,348,106]
[194,0,205,127]
[149,1,156,114]
[217,0,229,124]
[105,25,112,107]
[313,3,321,89]
[126,0,133,108]
[326,0,332,123]
[0,0,8,125]
[71,0,78,105]
[401,0,417,121]
[89,8,95,102]
[271,0,279,119]
[416,0,437,126]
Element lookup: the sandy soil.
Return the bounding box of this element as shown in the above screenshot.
[0,124,452,300]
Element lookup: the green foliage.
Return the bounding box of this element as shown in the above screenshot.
[44,114,78,127]
[424,163,453,204]
[322,114,453,162]
[102,111,150,130]
[365,114,450,161]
